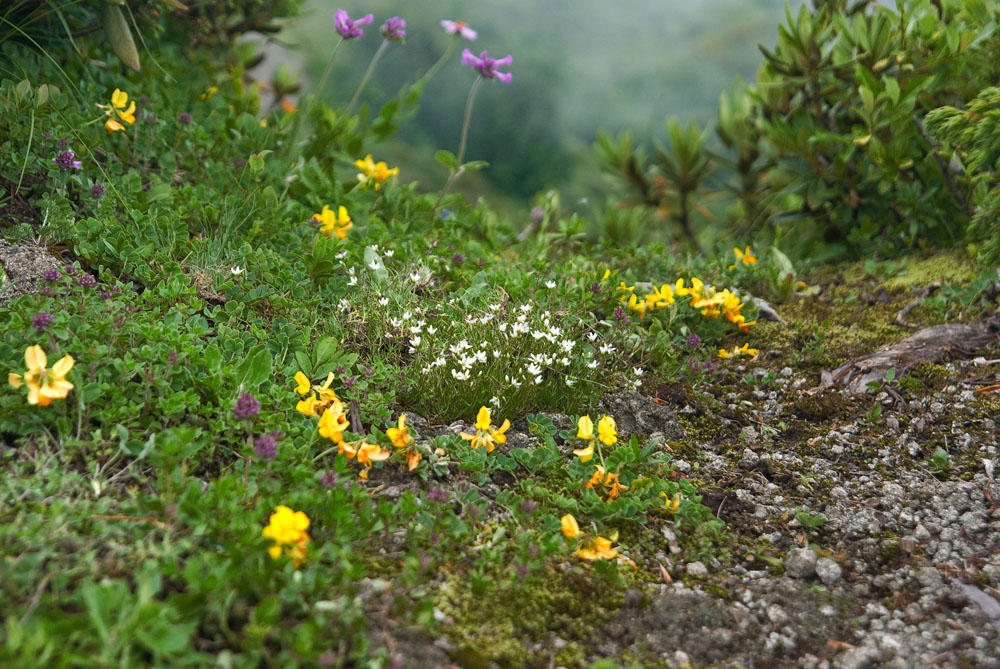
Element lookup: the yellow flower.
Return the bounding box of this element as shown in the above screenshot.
[296,394,319,417]
[262,505,310,564]
[584,465,606,489]
[601,268,611,281]
[626,292,647,317]
[576,415,594,440]
[597,416,617,446]
[405,449,422,472]
[387,414,412,448]
[318,401,350,444]
[99,88,136,133]
[675,277,704,299]
[576,535,618,561]
[199,85,218,101]
[460,406,510,453]
[355,154,399,190]
[350,442,391,467]
[718,343,759,359]
[730,245,757,268]
[9,345,74,406]
[604,472,628,501]
[314,371,338,405]
[737,343,759,357]
[572,442,594,463]
[717,348,730,359]
[312,205,354,239]
[560,514,581,538]
[293,371,311,395]
[661,491,681,512]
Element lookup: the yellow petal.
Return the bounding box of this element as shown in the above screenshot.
[572,443,594,463]
[560,514,580,538]
[24,345,46,372]
[576,415,594,440]
[474,406,491,431]
[50,354,74,378]
[8,373,22,388]
[294,371,311,395]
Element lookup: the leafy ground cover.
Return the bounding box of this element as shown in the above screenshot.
[2,2,1000,668]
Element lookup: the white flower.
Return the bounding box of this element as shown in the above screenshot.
[634,367,644,377]
[230,265,245,275]
[559,357,570,366]
[519,304,533,313]
[587,360,599,369]
[565,377,575,387]
[427,325,438,335]
[433,356,446,367]
[409,324,423,334]
[488,303,501,312]
[451,369,470,381]
[559,340,575,353]
[545,280,556,289]
[489,396,501,409]
[526,363,543,376]
[475,351,487,364]
[586,332,598,342]
[410,336,421,347]
[379,297,389,306]
[534,375,543,385]
[384,249,395,257]
[370,244,379,252]
[348,276,358,286]
[493,350,502,358]
[369,260,380,271]
[338,298,351,312]
[336,250,348,259]
[599,343,615,355]
[410,271,422,283]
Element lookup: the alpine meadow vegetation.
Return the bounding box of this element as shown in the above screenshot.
[2,1,1000,667]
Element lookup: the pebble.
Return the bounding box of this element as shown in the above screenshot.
[816,558,843,585]
[785,548,817,579]
[687,561,708,577]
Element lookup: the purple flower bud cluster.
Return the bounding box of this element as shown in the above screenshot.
[52,149,82,171]
[43,268,61,282]
[334,9,373,39]
[426,487,448,504]
[253,431,280,461]
[233,392,260,420]
[178,112,192,125]
[76,274,96,289]
[32,312,54,331]
[319,470,339,488]
[380,16,406,41]
[686,334,702,347]
[91,183,105,199]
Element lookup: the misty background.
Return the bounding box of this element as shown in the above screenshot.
[283,0,800,212]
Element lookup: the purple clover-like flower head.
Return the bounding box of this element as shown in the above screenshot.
[380,16,406,41]
[43,268,61,282]
[58,138,69,148]
[233,392,260,420]
[253,431,279,461]
[613,306,627,324]
[319,470,339,488]
[461,49,512,83]
[90,183,105,199]
[178,112,193,125]
[686,333,702,347]
[32,312,54,331]
[52,149,82,171]
[452,252,464,264]
[232,157,247,169]
[426,487,448,504]
[76,274,96,289]
[334,9,373,39]
[441,19,477,40]
[64,264,78,276]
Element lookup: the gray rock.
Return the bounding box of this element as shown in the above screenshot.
[0,239,64,307]
[687,561,708,577]
[816,558,843,585]
[915,566,942,588]
[785,548,818,579]
[598,391,686,439]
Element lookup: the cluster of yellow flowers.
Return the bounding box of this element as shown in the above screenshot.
[312,205,354,239]
[459,406,510,453]
[262,505,310,566]
[8,345,74,406]
[620,276,756,333]
[560,514,618,561]
[387,413,423,471]
[97,88,136,134]
[355,154,399,190]
[717,342,759,359]
[570,415,628,501]
[294,370,389,479]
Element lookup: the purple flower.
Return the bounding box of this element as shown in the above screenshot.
[380,16,406,41]
[334,9,373,39]
[58,138,69,148]
[43,268,61,282]
[530,207,544,224]
[64,265,78,276]
[178,112,192,125]
[233,392,260,420]
[32,312,54,331]
[518,499,537,515]
[426,487,448,504]
[90,183,105,199]
[590,282,602,295]
[613,306,627,324]
[76,274,96,289]
[232,157,246,169]
[343,376,356,389]
[441,19,477,40]
[52,149,82,171]
[253,431,279,461]
[461,49,512,83]
[686,334,702,347]
[42,131,51,140]
[319,470,339,488]
[452,252,464,264]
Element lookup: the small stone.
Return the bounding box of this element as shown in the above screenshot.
[686,561,708,576]
[785,548,817,579]
[915,566,942,588]
[816,557,843,584]
[780,366,793,377]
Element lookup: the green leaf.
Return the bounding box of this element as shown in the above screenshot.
[435,150,458,171]
[314,336,340,372]
[235,344,272,389]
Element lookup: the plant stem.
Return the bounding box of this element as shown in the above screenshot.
[346,40,390,114]
[456,76,483,167]
[285,37,344,158]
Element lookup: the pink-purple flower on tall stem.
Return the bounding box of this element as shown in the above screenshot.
[381,16,406,41]
[460,49,513,83]
[52,149,82,171]
[441,20,477,40]
[334,9,373,39]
